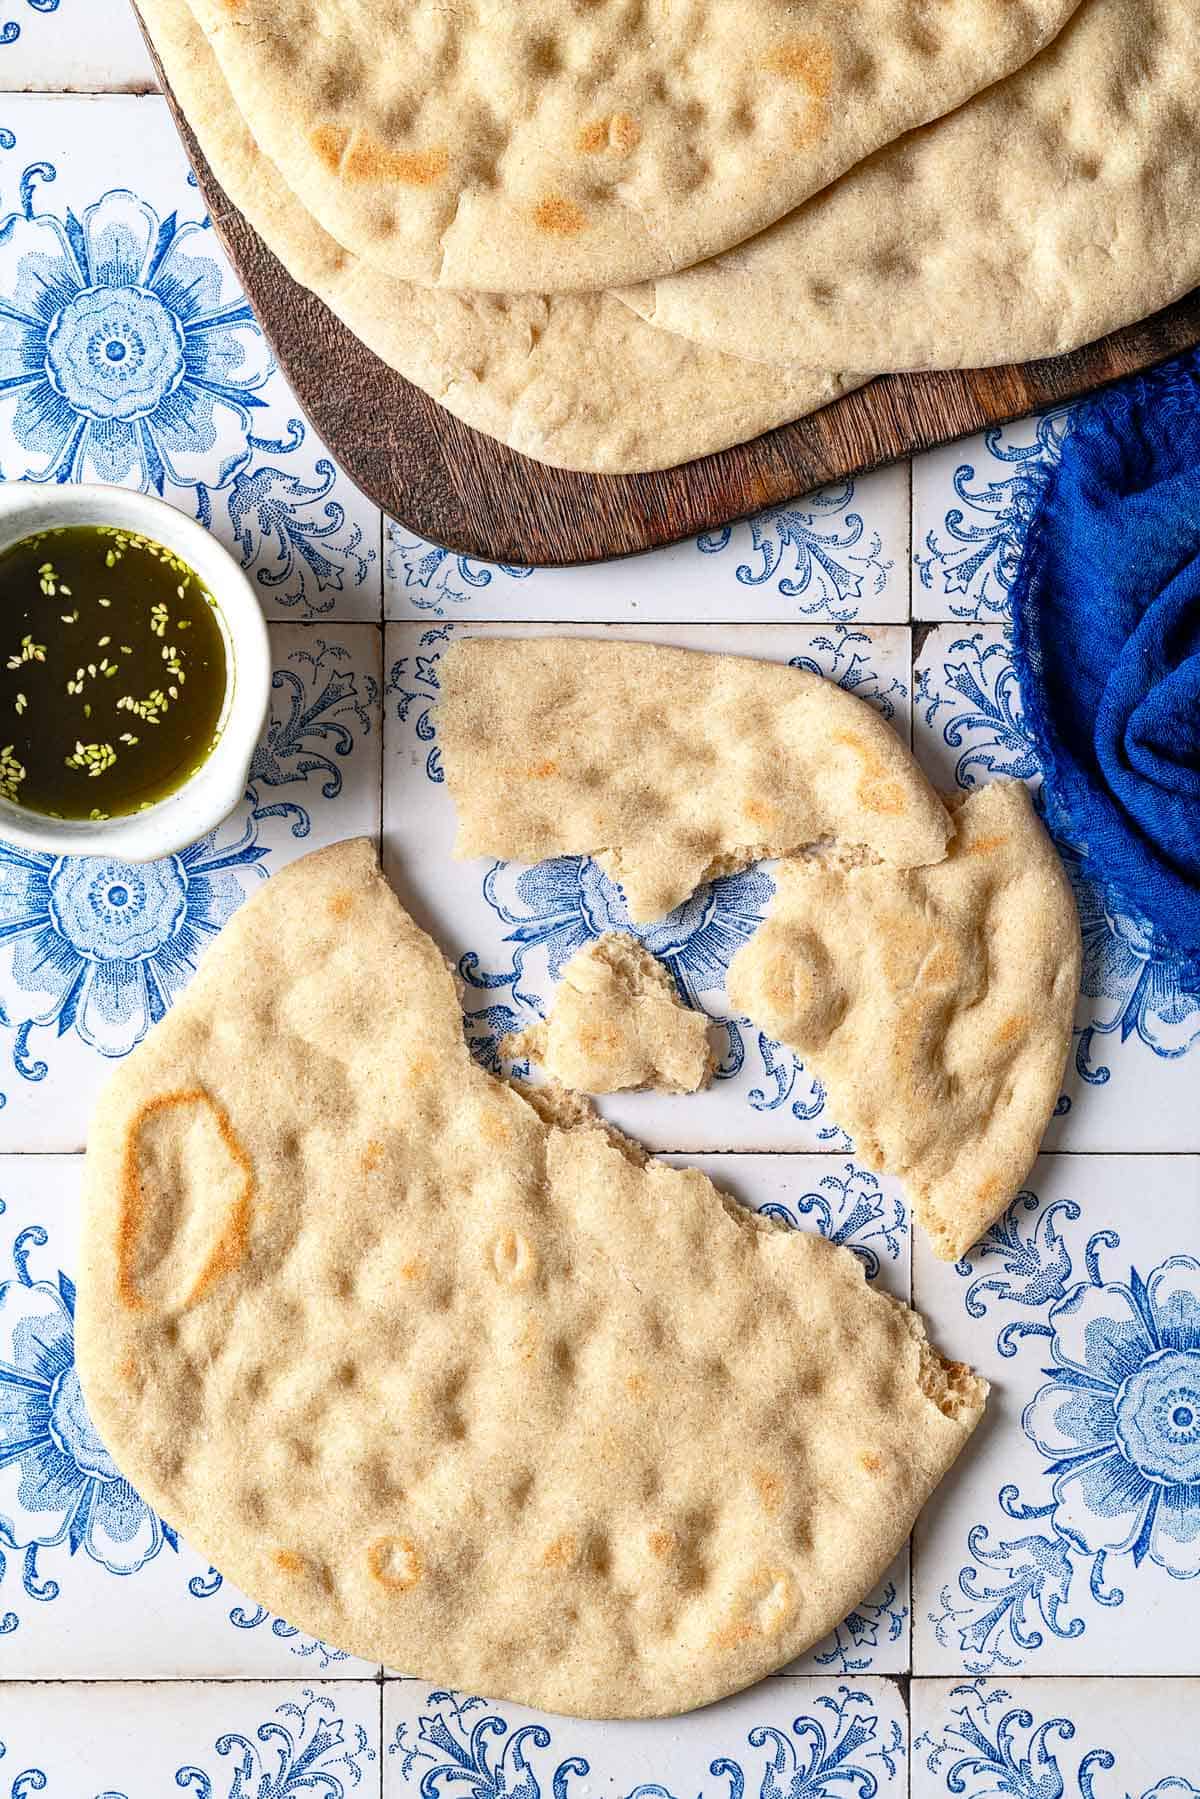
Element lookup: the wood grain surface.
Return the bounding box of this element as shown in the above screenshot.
[147,28,1200,568]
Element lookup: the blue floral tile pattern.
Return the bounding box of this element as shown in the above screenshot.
[0,98,381,618]
[911,414,1071,621]
[4,6,1200,1764]
[0,623,380,1150]
[384,464,910,624]
[913,624,1200,1148]
[912,1679,1200,1799]
[0,1682,380,1794]
[385,1680,907,1799]
[912,1155,1200,1676]
[384,620,912,1153]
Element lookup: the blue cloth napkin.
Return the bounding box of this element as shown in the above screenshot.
[1011,353,1200,971]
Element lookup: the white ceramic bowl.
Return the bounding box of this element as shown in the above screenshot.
[0,484,270,861]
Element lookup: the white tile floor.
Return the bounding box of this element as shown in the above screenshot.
[1,6,1196,1787]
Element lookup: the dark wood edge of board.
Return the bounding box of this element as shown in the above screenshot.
[143,16,1200,568]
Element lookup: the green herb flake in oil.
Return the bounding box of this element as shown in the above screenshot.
[0,524,228,819]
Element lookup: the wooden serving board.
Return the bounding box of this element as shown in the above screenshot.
[149,36,1200,568]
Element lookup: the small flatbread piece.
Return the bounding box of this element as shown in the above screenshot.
[438,637,952,923]
[727,782,1081,1261]
[507,933,715,1094]
[187,0,1082,292]
[76,839,986,1718]
[138,0,860,474]
[622,0,1200,372]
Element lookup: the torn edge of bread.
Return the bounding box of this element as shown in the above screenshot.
[505,932,716,1095]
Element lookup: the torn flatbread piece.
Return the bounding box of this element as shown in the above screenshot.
[507,933,715,1094]
[77,839,986,1718]
[727,782,1081,1261]
[438,637,952,923]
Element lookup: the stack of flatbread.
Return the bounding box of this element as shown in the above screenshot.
[141,0,1200,473]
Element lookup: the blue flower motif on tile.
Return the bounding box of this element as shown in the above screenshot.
[0,184,271,491]
[788,626,907,722]
[175,1688,375,1796]
[931,1197,1200,1671]
[1024,1254,1200,1578]
[918,1680,1196,1799]
[807,1580,907,1676]
[0,1197,174,1631]
[386,528,532,616]
[1,1687,376,1797]
[759,1163,906,1282]
[389,1691,589,1798]
[917,630,1200,1086]
[914,413,1071,620]
[697,485,892,620]
[229,455,376,615]
[0,829,264,1069]
[388,1687,902,1799]
[0,638,370,1097]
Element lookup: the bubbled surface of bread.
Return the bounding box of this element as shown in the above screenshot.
[438,638,953,924]
[139,0,862,475]
[76,840,985,1718]
[622,0,1200,372]
[728,782,1082,1262]
[185,0,1081,293]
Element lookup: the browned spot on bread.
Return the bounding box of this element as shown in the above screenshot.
[328,891,354,921]
[310,121,351,172]
[578,1022,620,1056]
[117,1353,138,1385]
[403,1052,434,1084]
[117,1089,254,1312]
[272,1547,305,1574]
[310,123,449,187]
[768,37,834,96]
[367,1534,424,1590]
[995,1013,1029,1046]
[921,942,960,985]
[859,1450,884,1475]
[542,1531,578,1569]
[744,798,779,830]
[360,1138,384,1173]
[576,112,641,154]
[709,1615,755,1651]
[625,1371,647,1400]
[399,1257,428,1283]
[480,1109,512,1146]
[648,1528,676,1558]
[975,1175,1003,1211]
[525,758,558,779]
[866,780,904,816]
[533,195,587,235]
[831,730,904,816]
[752,1467,783,1513]
[964,833,1010,857]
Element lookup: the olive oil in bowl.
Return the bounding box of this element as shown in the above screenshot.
[0,524,229,821]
